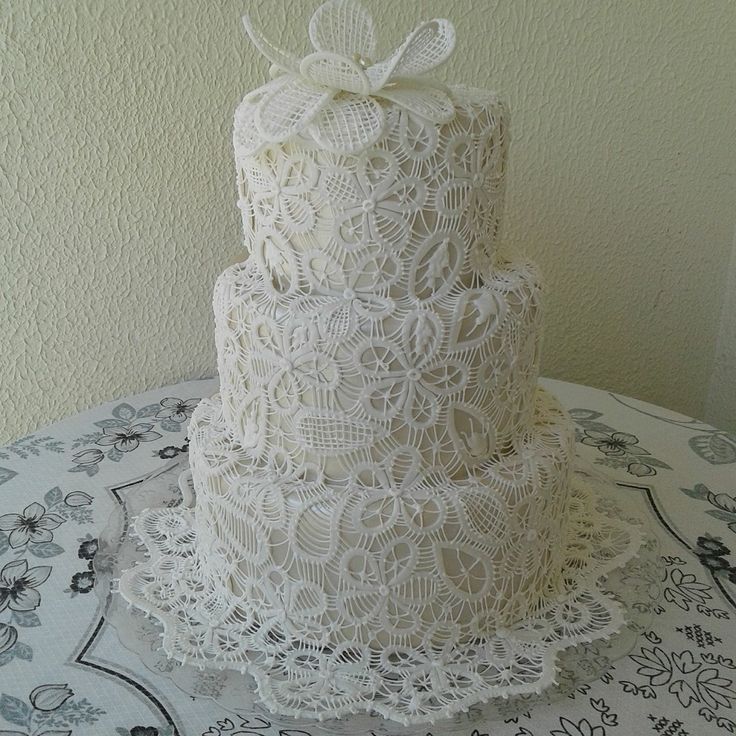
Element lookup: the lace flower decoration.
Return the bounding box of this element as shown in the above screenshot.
[241,0,456,154]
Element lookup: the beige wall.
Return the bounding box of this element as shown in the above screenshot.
[2,0,735,443]
[706,228,736,431]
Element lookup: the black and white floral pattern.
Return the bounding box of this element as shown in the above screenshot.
[0,377,733,735]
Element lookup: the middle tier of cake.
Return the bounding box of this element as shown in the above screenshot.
[215,256,543,482]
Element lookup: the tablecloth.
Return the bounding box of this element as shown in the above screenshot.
[0,377,734,736]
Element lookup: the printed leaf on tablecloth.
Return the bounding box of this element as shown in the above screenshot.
[67,464,98,476]
[93,419,128,430]
[706,509,736,524]
[70,433,104,450]
[158,419,184,433]
[689,433,736,465]
[640,456,673,470]
[43,488,63,507]
[136,404,162,418]
[669,678,699,707]
[0,694,31,727]
[0,468,17,487]
[106,448,124,463]
[28,543,65,559]
[0,533,8,557]
[13,642,32,661]
[697,667,736,709]
[111,403,137,422]
[683,483,711,500]
[567,409,604,421]
[11,611,41,628]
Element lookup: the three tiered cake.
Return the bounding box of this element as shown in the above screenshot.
[120,1,643,724]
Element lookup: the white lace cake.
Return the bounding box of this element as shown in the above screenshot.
[120,0,643,724]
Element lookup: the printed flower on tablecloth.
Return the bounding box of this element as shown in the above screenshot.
[155,397,199,423]
[69,570,95,595]
[580,430,648,457]
[695,534,733,575]
[29,683,74,711]
[0,683,105,733]
[155,440,189,460]
[0,622,17,655]
[324,149,425,251]
[64,490,93,507]
[0,502,64,549]
[70,448,104,468]
[629,645,736,713]
[69,398,198,475]
[239,0,456,155]
[96,422,162,453]
[78,538,99,560]
[65,536,99,598]
[660,563,730,618]
[697,535,730,557]
[0,559,51,612]
[628,461,656,477]
[550,717,605,736]
[358,311,467,429]
[707,490,736,514]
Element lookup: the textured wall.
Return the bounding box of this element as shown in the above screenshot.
[2,0,735,443]
[705,229,736,431]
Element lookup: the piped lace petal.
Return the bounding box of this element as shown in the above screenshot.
[300,52,371,95]
[255,76,335,142]
[309,94,385,154]
[242,13,300,74]
[378,82,455,123]
[240,2,459,152]
[233,96,264,158]
[308,0,377,61]
[368,19,456,89]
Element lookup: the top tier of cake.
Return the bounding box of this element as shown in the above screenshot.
[234,85,508,292]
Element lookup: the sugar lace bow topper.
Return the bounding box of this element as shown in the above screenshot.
[241,0,457,154]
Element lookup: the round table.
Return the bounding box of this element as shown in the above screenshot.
[1,377,734,736]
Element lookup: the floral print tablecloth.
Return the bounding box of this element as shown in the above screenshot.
[1,377,735,736]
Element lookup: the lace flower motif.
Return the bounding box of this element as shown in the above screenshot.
[358,311,468,430]
[338,538,427,636]
[350,447,448,535]
[300,250,395,341]
[242,0,456,154]
[323,149,425,251]
[245,153,319,234]
[250,317,340,413]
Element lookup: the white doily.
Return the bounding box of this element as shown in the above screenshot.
[118,463,645,726]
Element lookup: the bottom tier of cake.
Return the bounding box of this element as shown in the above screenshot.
[186,388,577,650]
[119,390,643,724]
